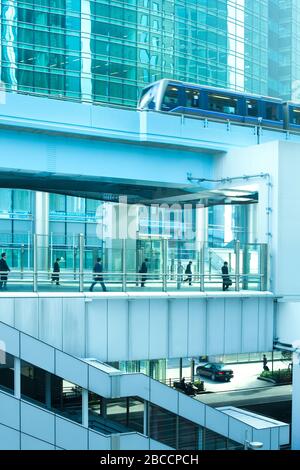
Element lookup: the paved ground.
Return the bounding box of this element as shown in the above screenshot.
[166,360,290,393]
[195,384,292,407]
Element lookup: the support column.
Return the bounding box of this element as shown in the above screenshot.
[292,342,300,450]
[45,372,51,409]
[34,192,49,271]
[122,238,126,292]
[33,234,38,292]
[260,244,268,291]
[14,357,21,399]
[196,205,208,290]
[162,238,168,292]
[235,239,240,291]
[143,401,149,436]
[82,388,89,428]
[79,233,84,292]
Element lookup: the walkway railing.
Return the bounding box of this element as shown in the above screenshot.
[0,235,269,293]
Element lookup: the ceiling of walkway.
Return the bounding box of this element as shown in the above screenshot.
[0,171,258,207]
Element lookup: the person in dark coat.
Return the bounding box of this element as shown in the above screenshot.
[51,258,61,285]
[184,261,193,286]
[221,261,231,291]
[262,354,269,371]
[0,252,10,290]
[139,258,148,287]
[89,257,107,292]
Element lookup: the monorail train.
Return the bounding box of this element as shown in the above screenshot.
[138,79,300,130]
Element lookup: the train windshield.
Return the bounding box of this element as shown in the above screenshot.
[162,85,180,111]
[139,83,159,110]
[208,93,238,114]
[290,106,300,125]
[246,98,259,117]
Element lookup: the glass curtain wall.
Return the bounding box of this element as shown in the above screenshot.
[1,0,270,106]
[268,0,300,101]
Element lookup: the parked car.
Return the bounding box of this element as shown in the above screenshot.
[196,363,234,382]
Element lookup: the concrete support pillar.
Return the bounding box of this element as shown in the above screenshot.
[292,342,300,450]
[34,192,49,271]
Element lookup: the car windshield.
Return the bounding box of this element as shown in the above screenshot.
[213,363,226,369]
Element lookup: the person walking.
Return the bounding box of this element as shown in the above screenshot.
[89,257,107,292]
[262,354,269,371]
[221,261,231,291]
[177,261,184,289]
[0,253,10,290]
[184,261,193,286]
[139,258,148,287]
[51,258,61,286]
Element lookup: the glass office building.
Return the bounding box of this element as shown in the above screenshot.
[268,0,300,101]
[1,0,270,107]
[0,0,297,255]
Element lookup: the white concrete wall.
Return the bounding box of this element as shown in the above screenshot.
[276,301,300,345]
[0,293,274,361]
[215,140,300,297]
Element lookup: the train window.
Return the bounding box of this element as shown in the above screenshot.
[266,102,280,121]
[162,86,179,111]
[185,88,200,108]
[208,93,237,114]
[246,99,259,117]
[290,107,300,125]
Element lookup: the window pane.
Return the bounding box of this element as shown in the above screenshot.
[208,93,238,114]
[0,351,14,394]
[266,103,280,121]
[185,88,200,107]
[246,99,259,117]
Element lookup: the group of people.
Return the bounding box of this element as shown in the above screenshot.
[51,256,107,292]
[0,253,233,292]
[51,258,233,291]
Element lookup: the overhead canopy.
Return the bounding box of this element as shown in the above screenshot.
[0,171,258,207]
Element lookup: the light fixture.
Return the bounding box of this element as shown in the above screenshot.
[244,440,263,450]
[244,431,263,450]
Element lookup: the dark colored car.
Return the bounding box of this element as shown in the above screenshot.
[196,363,234,382]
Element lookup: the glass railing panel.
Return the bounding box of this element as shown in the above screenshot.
[0,237,269,293]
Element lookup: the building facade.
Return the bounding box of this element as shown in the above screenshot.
[1,0,271,108]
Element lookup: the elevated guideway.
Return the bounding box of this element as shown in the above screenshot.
[0,319,289,450]
[0,92,299,204]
